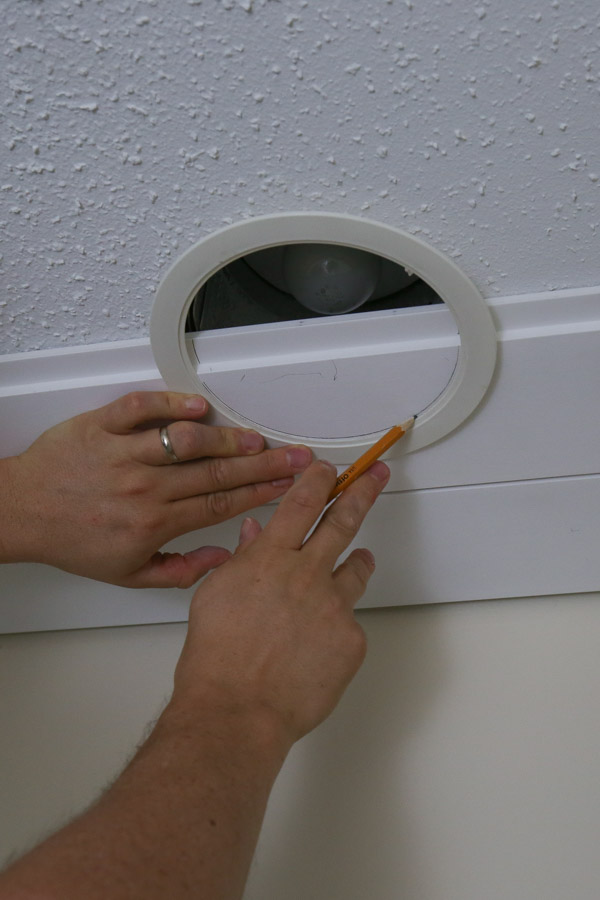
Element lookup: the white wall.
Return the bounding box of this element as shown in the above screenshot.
[2,0,600,351]
[2,596,600,899]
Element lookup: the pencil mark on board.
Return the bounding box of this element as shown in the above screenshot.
[259,371,326,384]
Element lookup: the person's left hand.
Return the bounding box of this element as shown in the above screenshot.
[1,391,312,588]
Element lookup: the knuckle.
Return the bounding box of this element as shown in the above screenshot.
[215,426,238,453]
[121,470,152,498]
[135,509,164,541]
[290,487,322,515]
[205,456,230,491]
[122,391,148,418]
[328,505,360,540]
[165,392,181,418]
[353,549,375,580]
[349,622,368,661]
[207,490,234,521]
[261,449,283,477]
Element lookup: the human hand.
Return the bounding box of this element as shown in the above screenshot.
[1,391,312,587]
[0,460,388,900]
[170,458,390,749]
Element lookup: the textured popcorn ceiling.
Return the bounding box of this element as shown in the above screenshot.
[1,0,599,352]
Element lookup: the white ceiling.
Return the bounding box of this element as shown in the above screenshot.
[2,0,599,352]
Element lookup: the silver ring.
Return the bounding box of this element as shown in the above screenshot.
[159,425,180,463]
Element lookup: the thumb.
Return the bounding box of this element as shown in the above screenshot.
[125,546,232,589]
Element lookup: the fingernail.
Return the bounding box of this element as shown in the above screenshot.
[368,461,390,483]
[240,517,256,543]
[285,446,312,469]
[271,476,294,489]
[240,430,264,452]
[185,396,207,412]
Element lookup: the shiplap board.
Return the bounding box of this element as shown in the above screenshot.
[0,286,599,631]
[0,474,598,634]
[1,288,599,490]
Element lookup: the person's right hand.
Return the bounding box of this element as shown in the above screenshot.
[170,458,390,750]
[0,460,389,900]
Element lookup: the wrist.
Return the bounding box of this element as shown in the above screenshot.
[0,455,40,564]
[157,691,294,776]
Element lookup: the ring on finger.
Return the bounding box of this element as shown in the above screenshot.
[159,425,180,463]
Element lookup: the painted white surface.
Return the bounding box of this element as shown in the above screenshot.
[2,287,599,480]
[2,597,600,900]
[200,340,459,438]
[2,0,600,352]
[1,286,598,632]
[150,213,498,451]
[2,474,599,634]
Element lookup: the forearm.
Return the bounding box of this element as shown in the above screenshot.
[0,699,291,900]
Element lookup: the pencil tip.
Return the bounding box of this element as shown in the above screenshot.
[401,416,416,431]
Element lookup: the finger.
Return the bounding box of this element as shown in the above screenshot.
[260,460,338,550]
[306,461,390,567]
[160,445,312,500]
[97,391,210,434]
[236,516,263,552]
[130,420,270,466]
[333,548,376,608]
[125,546,232,589]
[170,477,295,532]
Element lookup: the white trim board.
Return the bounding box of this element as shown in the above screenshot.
[1,474,599,634]
[1,285,599,632]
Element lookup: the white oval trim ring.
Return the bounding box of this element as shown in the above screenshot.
[150,212,497,458]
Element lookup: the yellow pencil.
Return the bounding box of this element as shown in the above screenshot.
[327,416,415,503]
